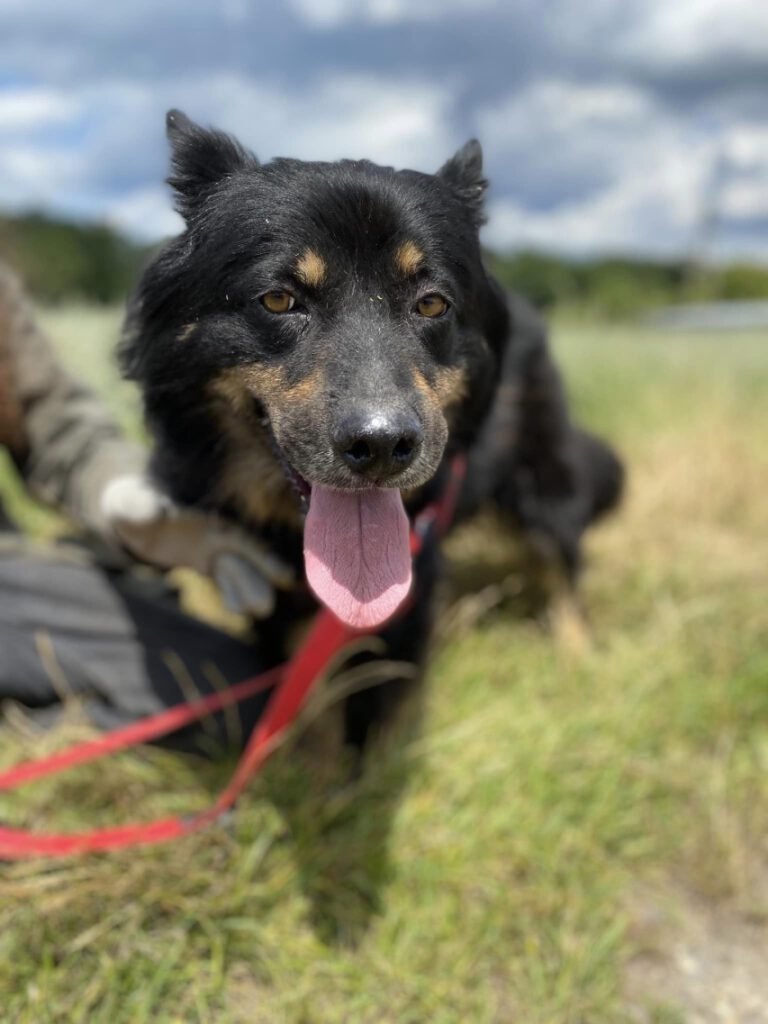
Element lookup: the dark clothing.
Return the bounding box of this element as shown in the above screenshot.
[0,538,271,752]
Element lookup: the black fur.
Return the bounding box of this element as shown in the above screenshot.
[122,112,623,750]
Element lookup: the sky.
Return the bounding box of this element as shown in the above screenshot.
[1,0,767,260]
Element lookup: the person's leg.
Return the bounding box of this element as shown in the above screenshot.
[0,548,272,752]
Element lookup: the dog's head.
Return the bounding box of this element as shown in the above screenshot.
[123,110,508,627]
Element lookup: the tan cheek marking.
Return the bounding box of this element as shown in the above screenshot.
[434,367,467,408]
[395,240,424,276]
[295,248,327,288]
[240,365,286,403]
[216,444,300,527]
[210,365,324,412]
[413,368,436,408]
[413,367,467,411]
[210,365,286,410]
[282,368,324,406]
[207,366,301,527]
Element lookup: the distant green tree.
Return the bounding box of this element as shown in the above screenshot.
[487,248,768,318]
[486,250,580,309]
[0,211,151,304]
[713,264,768,301]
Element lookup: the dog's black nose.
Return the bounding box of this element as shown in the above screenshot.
[334,411,423,480]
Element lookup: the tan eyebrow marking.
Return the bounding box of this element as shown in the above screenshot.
[295,248,327,288]
[177,323,197,342]
[395,240,424,276]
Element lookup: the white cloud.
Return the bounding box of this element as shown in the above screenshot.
[179,72,454,169]
[291,0,498,27]
[613,0,768,68]
[0,88,79,131]
[478,79,658,187]
[0,71,456,238]
[0,144,85,207]
[105,186,184,240]
[487,157,708,258]
[724,125,768,170]
[483,133,768,261]
[479,79,720,256]
[483,149,712,258]
[720,180,768,220]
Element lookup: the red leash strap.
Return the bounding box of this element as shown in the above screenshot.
[0,667,283,792]
[0,615,352,860]
[198,610,354,824]
[0,454,466,860]
[427,451,466,539]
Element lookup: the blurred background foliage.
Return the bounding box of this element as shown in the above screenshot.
[487,250,768,319]
[3,210,768,318]
[0,212,150,305]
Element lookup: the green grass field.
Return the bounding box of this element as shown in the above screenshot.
[1,307,767,1022]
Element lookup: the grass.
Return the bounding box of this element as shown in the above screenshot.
[1,307,767,1022]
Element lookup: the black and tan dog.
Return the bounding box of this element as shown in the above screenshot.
[121,110,623,750]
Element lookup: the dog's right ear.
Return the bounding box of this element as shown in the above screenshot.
[165,109,256,219]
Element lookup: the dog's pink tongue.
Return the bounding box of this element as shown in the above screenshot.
[304,485,412,630]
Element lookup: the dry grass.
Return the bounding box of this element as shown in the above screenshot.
[1,309,767,1022]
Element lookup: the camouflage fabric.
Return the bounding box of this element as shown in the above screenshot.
[0,262,267,746]
[0,261,145,537]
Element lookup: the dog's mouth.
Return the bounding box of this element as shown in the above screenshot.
[259,412,412,631]
[261,419,312,510]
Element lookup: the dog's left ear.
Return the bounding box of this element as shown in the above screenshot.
[438,139,487,225]
[165,108,257,220]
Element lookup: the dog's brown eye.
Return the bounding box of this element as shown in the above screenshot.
[416,294,448,318]
[261,290,296,314]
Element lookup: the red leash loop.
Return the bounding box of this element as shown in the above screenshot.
[0,667,283,793]
[0,454,466,860]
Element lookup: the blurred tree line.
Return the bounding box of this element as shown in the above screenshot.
[487,250,768,318]
[0,212,151,304]
[2,210,768,318]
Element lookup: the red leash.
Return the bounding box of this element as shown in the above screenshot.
[0,454,466,860]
